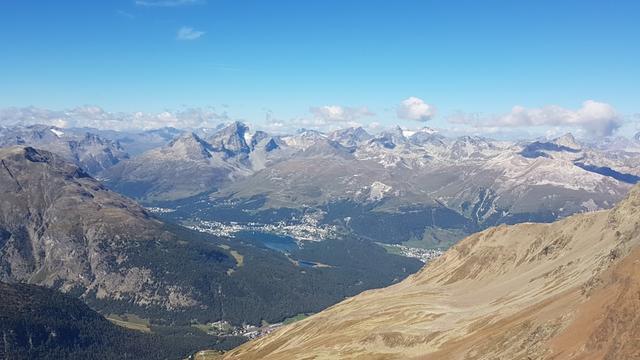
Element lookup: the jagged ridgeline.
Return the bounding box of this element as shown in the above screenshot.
[102,123,637,250]
[0,124,129,175]
[222,183,640,359]
[0,146,419,328]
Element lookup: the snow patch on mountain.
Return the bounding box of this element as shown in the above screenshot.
[368,181,392,201]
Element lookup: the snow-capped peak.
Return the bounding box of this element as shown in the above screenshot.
[50,128,64,137]
[401,129,416,137]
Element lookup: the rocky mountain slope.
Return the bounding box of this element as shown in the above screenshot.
[0,146,419,328]
[0,146,203,310]
[222,184,640,359]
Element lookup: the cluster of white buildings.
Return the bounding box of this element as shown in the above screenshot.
[145,206,176,214]
[387,244,444,263]
[185,214,339,242]
[199,320,284,340]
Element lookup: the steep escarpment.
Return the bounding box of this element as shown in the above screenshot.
[222,185,640,359]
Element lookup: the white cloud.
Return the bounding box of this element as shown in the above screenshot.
[116,10,135,19]
[451,100,622,137]
[368,122,381,130]
[260,109,373,134]
[177,26,205,40]
[135,0,204,7]
[0,106,230,131]
[309,105,374,122]
[397,96,436,122]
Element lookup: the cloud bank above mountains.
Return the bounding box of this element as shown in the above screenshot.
[0,99,631,139]
[0,106,230,131]
[309,105,374,123]
[450,100,622,137]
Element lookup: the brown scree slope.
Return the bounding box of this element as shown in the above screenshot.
[221,184,640,360]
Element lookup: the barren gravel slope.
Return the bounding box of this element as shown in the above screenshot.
[222,185,640,359]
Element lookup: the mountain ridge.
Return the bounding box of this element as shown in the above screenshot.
[220,183,640,359]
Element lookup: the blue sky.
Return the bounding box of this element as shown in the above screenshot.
[0,0,639,137]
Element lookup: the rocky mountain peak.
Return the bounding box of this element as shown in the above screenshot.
[329,127,372,147]
[552,132,581,150]
[208,121,251,155]
[250,131,280,152]
[370,126,408,149]
[250,130,269,145]
[167,132,214,159]
[296,129,325,139]
[407,127,445,146]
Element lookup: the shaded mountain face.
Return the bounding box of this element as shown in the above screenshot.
[0,281,212,360]
[0,124,128,175]
[519,140,581,158]
[222,184,640,360]
[0,146,420,328]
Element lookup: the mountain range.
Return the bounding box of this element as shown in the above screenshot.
[98,122,640,249]
[0,124,129,175]
[2,122,639,250]
[102,123,285,201]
